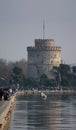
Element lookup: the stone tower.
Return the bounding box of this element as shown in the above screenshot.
[27,39,61,78]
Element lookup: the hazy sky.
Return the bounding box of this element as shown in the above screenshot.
[0,0,76,64]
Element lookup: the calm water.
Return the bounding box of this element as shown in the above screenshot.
[9,94,76,130]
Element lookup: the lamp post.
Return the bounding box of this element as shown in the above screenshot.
[58,71,62,91]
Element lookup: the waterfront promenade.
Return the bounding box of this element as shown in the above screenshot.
[0,94,17,130]
[0,101,9,115]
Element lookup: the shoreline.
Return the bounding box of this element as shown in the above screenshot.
[23,90,76,95]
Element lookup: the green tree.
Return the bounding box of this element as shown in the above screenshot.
[72,66,76,74]
[23,77,39,89]
[39,74,48,87]
[53,66,61,87]
[11,66,24,86]
[53,64,73,89]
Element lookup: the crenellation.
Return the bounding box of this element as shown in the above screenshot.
[27,46,61,51]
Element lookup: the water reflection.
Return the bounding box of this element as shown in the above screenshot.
[9,94,76,130]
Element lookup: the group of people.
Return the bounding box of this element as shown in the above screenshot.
[0,87,13,100]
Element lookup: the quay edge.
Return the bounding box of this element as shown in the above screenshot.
[0,93,17,130]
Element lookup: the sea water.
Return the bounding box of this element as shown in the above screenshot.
[8,94,76,130]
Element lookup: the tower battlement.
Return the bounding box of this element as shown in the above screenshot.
[35,39,54,43]
[35,39,54,47]
[27,46,61,51]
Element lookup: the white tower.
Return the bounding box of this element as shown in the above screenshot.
[27,39,61,78]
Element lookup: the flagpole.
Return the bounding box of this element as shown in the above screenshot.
[43,20,45,39]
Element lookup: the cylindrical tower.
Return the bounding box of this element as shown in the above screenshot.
[27,39,61,78]
[35,39,54,47]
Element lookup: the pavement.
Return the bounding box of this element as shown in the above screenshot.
[0,101,9,115]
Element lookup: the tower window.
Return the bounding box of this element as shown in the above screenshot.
[37,69,39,73]
[54,54,57,57]
[51,60,53,64]
[50,59,53,64]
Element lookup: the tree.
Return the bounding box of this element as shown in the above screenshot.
[53,64,73,89]
[0,59,13,86]
[0,58,28,87]
[13,59,28,76]
[39,74,48,87]
[11,66,24,86]
[23,77,39,89]
[72,66,76,74]
[59,64,71,75]
[53,66,61,87]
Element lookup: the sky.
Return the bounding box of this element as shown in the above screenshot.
[0,0,76,64]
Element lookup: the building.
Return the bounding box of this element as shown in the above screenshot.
[27,39,61,78]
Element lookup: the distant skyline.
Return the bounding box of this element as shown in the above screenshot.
[0,0,76,64]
